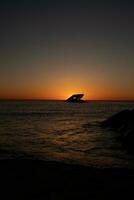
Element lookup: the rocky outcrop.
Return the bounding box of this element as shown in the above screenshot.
[65,94,85,103]
[101,109,134,153]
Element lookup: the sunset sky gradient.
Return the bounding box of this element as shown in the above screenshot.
[0,0,134,100]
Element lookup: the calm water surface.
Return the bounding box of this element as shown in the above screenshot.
[0,100,134,168]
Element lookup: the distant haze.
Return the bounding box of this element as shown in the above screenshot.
[0,0,134,100]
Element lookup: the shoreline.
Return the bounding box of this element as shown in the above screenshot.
[0,159,134,199]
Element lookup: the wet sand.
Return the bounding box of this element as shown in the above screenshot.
[0,159,134,199]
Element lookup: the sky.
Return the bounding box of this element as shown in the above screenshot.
[0,0,134,100]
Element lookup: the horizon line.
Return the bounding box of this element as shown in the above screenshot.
[0,98,134,101]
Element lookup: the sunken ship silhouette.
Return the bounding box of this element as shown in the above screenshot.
[65,94,85,103]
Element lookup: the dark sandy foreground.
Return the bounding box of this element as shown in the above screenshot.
[0,159,134,200]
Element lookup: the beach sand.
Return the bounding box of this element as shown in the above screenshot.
[0,159,134,199]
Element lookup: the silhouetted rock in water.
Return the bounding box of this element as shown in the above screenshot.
[101,110,134,129]
[101,109,134,153]
[65,94,85,103]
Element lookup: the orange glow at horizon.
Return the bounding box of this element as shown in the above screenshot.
[1,83,134,100]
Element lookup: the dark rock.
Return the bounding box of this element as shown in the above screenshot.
[65,94,85,103]
[123,129,134,153]
[101,110,132,129]
[101,109,134,153]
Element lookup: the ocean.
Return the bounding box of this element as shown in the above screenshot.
[0,100,134,169]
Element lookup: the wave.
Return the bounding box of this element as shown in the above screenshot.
[0,111,64,116]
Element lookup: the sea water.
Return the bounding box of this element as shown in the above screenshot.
[0,100,134,168]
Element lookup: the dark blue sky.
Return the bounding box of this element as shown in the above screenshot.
[0,0,134,99]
